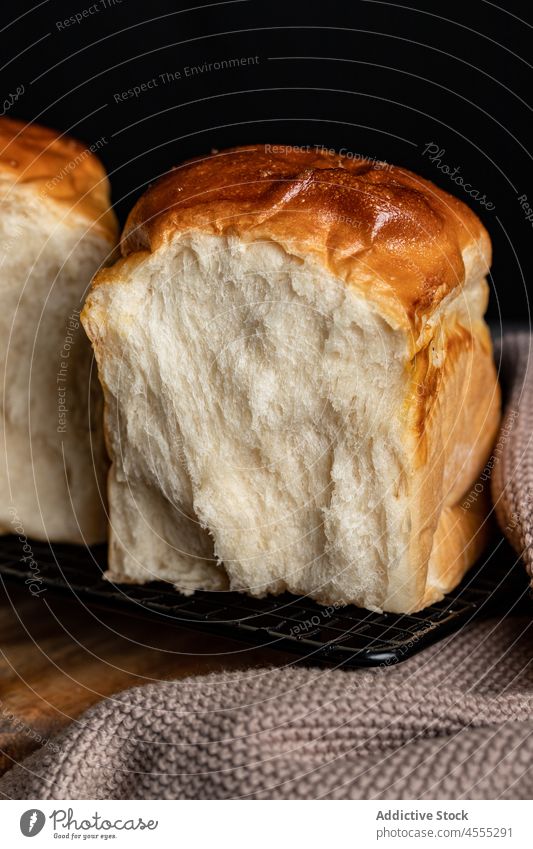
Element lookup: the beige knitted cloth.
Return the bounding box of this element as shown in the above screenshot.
[492,332,533,578]
[0,331,531,801]
[0,617,532,800]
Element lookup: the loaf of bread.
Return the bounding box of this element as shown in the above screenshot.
[82,144,500,612]
[0,118,117,543]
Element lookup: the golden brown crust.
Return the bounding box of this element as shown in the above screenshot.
[121,144,491,328]
[394,314,501,612]
[0,117,117,241]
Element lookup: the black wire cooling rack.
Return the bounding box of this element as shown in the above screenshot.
[0,535,529,667]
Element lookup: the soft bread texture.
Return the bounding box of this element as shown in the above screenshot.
[0,118,118,543]
[83,145,500,612]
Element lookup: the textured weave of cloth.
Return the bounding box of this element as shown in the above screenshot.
[0,330,532,801]
[492,331,533,578]
[1,618,533,800]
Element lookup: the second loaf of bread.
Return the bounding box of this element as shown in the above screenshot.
[0,118,117,544]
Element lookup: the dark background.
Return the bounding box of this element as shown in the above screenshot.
[1,0,531,324]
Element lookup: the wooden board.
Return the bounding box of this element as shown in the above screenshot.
[0,580,292,776]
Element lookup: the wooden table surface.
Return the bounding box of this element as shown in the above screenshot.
[0,579,292,777]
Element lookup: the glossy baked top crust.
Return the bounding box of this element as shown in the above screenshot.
[122,143,491,327]
[0,117,117,241]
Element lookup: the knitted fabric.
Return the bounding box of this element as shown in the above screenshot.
[492,331,533,578]
[0,331,532,800]
[1,617,532,800]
